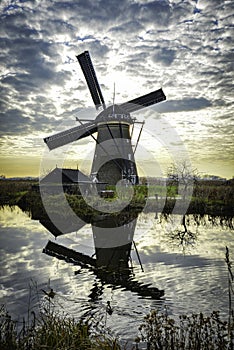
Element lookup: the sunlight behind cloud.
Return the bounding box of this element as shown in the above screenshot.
[0,0,233,178]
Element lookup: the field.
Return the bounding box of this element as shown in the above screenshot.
[0,179,37,206]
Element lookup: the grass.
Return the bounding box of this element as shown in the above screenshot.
[0,179,37,206]
[13,185,234,220]
[0,300,121,350]
[1,303,233,350]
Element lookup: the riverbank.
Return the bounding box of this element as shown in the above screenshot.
[0,179,233,217]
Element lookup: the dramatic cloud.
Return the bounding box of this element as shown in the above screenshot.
[0,0,233,177]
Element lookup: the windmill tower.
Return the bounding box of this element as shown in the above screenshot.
[44,51,166,186]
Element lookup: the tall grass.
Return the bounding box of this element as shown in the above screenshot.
[0,301,121,350]
[0,279,122,350]
[136,309,232,350]
[225,246,234,338]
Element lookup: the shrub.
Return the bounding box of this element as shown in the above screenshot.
[137,309,232,350]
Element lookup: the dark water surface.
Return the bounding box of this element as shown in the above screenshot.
[0,206,233,346]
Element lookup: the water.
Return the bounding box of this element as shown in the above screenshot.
[0,205,233,346]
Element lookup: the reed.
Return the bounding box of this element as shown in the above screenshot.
[137,309,232,350]
[225,246,234,338]
[0,279,122,350]
[0,302,121,350]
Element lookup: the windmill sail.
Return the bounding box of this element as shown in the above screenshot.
[120,88,166,113]
[77,51,106,110]
[44,121,97,150]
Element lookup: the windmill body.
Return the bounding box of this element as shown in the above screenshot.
[44,50,166,187]
[91,104,138,185]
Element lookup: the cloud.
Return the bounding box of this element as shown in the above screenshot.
[152,48,176,66]
[154,97,212,113]
[109,20,144,34]
[130,1,172,28]
[0,108,31,135]
[0,0,233,177]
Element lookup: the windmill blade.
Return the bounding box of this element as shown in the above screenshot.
[120,88,166,114]
[44,121,97,150]
[77,51,106,110]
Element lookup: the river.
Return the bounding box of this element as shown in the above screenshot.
[0,205,233,347]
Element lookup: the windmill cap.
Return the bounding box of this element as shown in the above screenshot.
[96,104,133,124]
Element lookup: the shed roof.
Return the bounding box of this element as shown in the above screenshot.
[41,167,91,184]
[61,168,90,183]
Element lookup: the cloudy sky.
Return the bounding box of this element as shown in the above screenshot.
[0,0,233,178]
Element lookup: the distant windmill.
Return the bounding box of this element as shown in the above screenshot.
[44,51,166,185]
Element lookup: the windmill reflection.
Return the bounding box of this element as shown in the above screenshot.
[41,211,164,300]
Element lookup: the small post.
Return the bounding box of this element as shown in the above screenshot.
[155,193,158,219]
[225,246,233,338]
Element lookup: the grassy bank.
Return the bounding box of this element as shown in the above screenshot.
[17,187,234,220]
[0,180,37,206]
[1,179,233,217]
[137,310,233,350]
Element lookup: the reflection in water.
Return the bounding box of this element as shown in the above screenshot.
[41,211,164,300]
[167,215,198,252]
[28,198,234,304]
[160,212,234,230]
[1,205,234,345]
[158,212,234,253]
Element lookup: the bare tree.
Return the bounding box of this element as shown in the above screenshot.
[167,160,198,201]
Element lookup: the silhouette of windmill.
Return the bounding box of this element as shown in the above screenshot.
[44,51,166,185]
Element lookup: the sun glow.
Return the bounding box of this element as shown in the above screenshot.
[104,70,143,104]
[102,52,143,104]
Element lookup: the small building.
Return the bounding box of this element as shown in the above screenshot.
[41,167,90,184]
[39,167,106,194]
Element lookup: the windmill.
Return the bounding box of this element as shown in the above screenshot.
[44,51,166,186]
